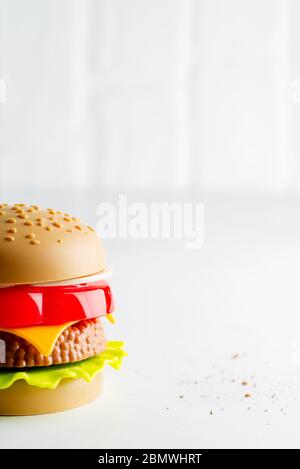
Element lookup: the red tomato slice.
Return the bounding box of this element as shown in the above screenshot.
[0,281,114,328]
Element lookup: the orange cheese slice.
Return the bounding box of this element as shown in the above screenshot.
[0,322,77,356]
[106,314,116,324]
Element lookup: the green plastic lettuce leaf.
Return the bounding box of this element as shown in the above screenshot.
[0,341,126,390]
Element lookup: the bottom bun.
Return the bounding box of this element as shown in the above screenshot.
[0,374,103,416]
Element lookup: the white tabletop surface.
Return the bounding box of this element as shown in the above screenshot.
[1,194,300,449]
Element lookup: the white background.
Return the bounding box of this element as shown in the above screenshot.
[1,0,300,193]
[0,0,300,450]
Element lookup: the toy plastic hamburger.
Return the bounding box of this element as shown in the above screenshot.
[0,203,125,415]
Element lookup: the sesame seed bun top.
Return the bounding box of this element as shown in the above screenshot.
[0,203,106,285]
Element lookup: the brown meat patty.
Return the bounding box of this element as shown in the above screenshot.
[0,317,106,368]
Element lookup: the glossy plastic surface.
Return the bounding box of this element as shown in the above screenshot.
[0,281,114,328]
[0,375,103,415]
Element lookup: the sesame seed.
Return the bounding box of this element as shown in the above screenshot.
[53,222,62,229]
